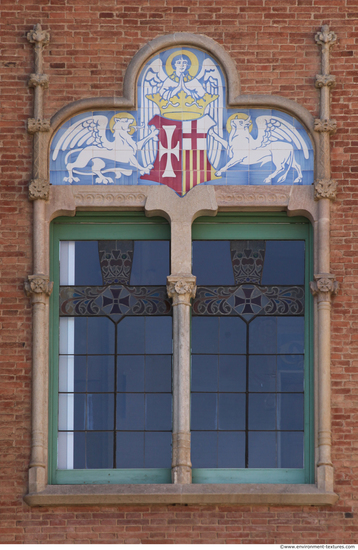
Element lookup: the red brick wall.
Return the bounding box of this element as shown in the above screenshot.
[1,0,358,543]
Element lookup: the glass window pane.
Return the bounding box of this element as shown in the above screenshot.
[249,394,276,430]
[117,356,145,392]
[278,394,304,431]
[277,355,304,392]
[116,394,145,430]
[261,241,305,285]
[277,317,304,354]
[87,317,115,355]
[219,355,246,392]
[191,317,219,354]
[193,241,235,285]
[191,355,218,392]
[86,432,113,469]
[59,393,76,431]
[191,393,217,430]
[191,432,217,468]
[86,394,114,430]
[73,394,86,431]
[73,432,85,469]
[117,317,145,355]
[74,241,103,285]
[249,317,277,354]
[144,432,172,468]
[249,355,276,392]
[248,432,277,468]
[145,355,172,393]
[279,432,304,468]
[145,317,172,354]
[87,356,114,392]
[218,393,246,430]
[116,432,144,468]
[218,432,245,468]
[219,317,246,354]
[73,318,87,354]
[130,241,169,285]
[145,394,172,431]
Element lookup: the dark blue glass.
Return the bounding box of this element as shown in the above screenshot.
[73,356,86,392]
[144,432,172,468]
[130,241,169,285]
[75,241,103,286]
[74,394,86,430]
[145,394,172,431]
[87,356,114,392]
[191,355,218,392]
[117,317,145,355]
[116,432,144,468]
[249,355,276,392]
[191,393,217,430]
[145,317,172,354]
[277,317,304,354]
[193,241,235,285]
[116,394,145,430]
[219,355,246,392]
[249,394,276,430]
[145,355,172,393]
[218,432,245,468]
[74,317,87,354]
[279,432,304,468]
[86,394,114,430]
[278,394,304,431]
[261,241,305,285]
[219,317,246,354]
[277,355,304,392]
[117,356,145,392]
[249,317,277,354]
[87,317,115,354]
[191,431,217,468]
[191,317,219,354]
[218,393,245,430]
[86,432,113,468]
[248,432,276,468]
[73,432,86,469]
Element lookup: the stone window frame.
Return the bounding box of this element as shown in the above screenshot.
[24,28,339,506]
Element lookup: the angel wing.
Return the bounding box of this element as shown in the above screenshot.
[196,58,224,170]
[138,59,165,167]
[52,115,112,161]
[254,116,309,159]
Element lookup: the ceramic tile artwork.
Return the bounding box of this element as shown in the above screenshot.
[50,48,314,196]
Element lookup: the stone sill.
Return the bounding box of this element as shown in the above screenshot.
[24,484,338,506]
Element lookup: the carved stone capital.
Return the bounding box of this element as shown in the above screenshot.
[28,73,49,89]
[315,74,336,88]
[27,24,50,48]
[314,118,337,134]
[310,274,339,298]
[167,275,196,305]
[315,25,337,48]
[314,179,337,201]
[27,118,50,134]
[29,178,50,201]
[25,274,53,298]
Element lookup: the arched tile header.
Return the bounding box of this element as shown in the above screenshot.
[50,46,314,196]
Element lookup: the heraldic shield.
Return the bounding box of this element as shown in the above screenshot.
[50,47,314,196]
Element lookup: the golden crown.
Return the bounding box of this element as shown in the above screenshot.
[146,91,218,121]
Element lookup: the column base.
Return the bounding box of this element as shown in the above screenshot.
[29,465,46,494]
[317,463,334,492]
[172,432,192,484]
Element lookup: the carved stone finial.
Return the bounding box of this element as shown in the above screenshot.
[314,118,337,134]
[310,274,339,298]
[27,118,51,134]
[28,179,50,201]
[167,275,197,305]
[28,74,49,89]
[314,179,337,201]
[315,25,337,48]
[315,74,336,88]
[27,24,50,47]
[25,274,53,298]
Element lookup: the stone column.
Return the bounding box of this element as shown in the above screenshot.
[145,185,217,483]
[25,24,52,493]
[311,25,338,493]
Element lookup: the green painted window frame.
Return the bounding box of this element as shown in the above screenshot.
[49,212,172,485]
[191,213,314,485]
